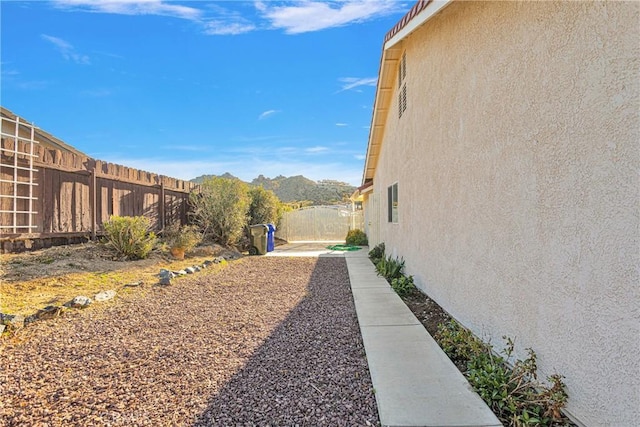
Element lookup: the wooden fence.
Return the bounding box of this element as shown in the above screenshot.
[1,120,198,252]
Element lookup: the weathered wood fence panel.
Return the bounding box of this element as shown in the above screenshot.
[1,136,198,247]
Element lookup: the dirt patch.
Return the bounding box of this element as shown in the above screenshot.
[0,242,232,316]
[400,288,452,338]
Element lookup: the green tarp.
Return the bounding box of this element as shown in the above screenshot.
[326,244,362,252]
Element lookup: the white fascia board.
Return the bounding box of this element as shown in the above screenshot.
[384,0,453,50]
[360,184,374,194]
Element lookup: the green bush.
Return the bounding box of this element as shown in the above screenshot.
[189,177,250,245]
[435,320,486,366]
[162,222,202,252]
[248,186,283,227]
[368,242,385,264]
[103,215,157,260]
[435,320,571,426]
[345,229,368,246]
[390,275,416,297]
[375,255,405,281]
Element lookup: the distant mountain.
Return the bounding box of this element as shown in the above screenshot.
[190,173,355,205]
[190,172,239,183]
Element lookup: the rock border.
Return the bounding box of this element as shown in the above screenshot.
[1,255,233,334]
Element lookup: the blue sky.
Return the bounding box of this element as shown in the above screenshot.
[1,1,411,185]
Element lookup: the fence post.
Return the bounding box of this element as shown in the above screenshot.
[90,161,97,240]
[159,176,165,231]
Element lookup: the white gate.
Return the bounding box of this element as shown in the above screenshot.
[365,193,380,246]
[276,205,364,242]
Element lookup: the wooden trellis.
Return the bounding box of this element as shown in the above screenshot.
[0,115,39,233]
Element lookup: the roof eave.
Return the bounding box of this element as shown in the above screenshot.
[361,0,454,186]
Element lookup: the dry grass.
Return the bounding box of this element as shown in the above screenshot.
[0,242,231,317]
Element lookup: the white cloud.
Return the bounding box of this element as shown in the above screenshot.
[335,123,348,127]
[41,34,90,64]
[306,146,329,153]
[257,0,402,34]
[338,77,377,92]
[94,50,125,59]
[258,109,281,120]
[204,20,256,35]
[51,1,406,37]
[52,0,201,20]
[52,0,253,36]
[354,154,366,160]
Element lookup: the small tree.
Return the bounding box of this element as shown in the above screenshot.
[248,186,283,226]
[189,177,249,245]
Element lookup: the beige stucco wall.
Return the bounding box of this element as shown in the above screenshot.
[371,1,639,425]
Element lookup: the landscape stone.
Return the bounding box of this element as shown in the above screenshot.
[159,276,171,285]
[94,290,116,302]
[159,269,176,279]
[203,260,213,267]
[220,251,241,260]
[162,271,176,279]
[124,281,144,287]
[66,295,92,309]
[193,266,201,272]
[0,324,5,334]
[185,267,196,274]
[35,305,64,320]
[1,313,25,329]
[174,270,187,276]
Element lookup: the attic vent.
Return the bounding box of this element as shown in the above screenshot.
[398,52,407,88]
[398,51,407,119]
[398,85,407,118]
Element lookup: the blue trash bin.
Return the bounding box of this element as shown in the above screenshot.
[266,223,276,252]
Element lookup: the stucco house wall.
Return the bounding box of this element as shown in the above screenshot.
[368,1,639,425]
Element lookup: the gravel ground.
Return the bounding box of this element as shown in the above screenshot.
[1,257,379,426]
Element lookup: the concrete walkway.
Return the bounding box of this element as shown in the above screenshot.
[269,243,502,427]
[265,241,346,257]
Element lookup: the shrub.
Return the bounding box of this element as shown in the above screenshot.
[162,222,202,252]
[368,242,385,264]
[189,177,250,245]
[248,186,283,226]
[103,215,156,260]
[375,255,405,281]
[435,320,571,426]
[345,229,368,246]
[390,275,415,297]
[435,320,486,366]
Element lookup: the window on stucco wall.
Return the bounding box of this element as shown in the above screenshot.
[398,51,407,118]
[388,183,398,223]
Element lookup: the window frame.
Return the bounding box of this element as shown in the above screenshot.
[387,182,398,223]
